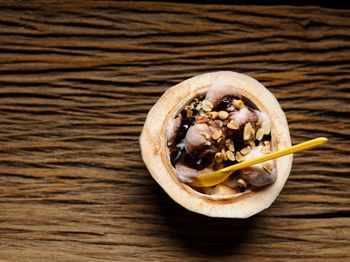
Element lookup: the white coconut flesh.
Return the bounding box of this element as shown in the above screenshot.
[140,71,292,218]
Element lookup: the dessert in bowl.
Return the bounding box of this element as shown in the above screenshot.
[140,71,292,218]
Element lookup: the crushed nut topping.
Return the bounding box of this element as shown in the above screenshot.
[233,99,245,109]
[256,128,264,141]
[226,150,235,161]
[218,110,229,120]
[240,146,251,156]
[221,149,228,161]
[207,111,218,119]
[184,105,193,116]
[212,129,223,140]
[235,151,245,162]
[250,128,255,139]
[262,121,271,135]
[202,99,214,112]
[227,120,239,130]
[225,138,235,151]
[243,122,252,141]
[215,152,224,163]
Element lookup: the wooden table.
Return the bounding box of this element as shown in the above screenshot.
[0,1,349,261]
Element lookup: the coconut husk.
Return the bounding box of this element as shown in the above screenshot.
[140,71,292,218]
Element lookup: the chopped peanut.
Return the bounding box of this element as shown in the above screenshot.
[212,129,222,140]
[227,120,239,130]
[202,99,214,112]
[218,111,229,120]
[226,150,235,161]
[233,99,245,109]
[243,122,252,141]
[256,128,264,141]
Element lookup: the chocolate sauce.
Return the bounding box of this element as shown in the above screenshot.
[214,96,233,111]
[173,116,195,145]
[170,145,185,165]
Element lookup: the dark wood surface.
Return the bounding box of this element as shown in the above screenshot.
[0,1,349,261]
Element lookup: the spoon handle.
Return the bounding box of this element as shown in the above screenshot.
[191,137,328,187]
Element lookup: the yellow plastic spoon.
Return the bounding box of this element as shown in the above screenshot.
[191,137,328,187]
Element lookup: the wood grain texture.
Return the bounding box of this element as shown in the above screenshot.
[0,1,349,261]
